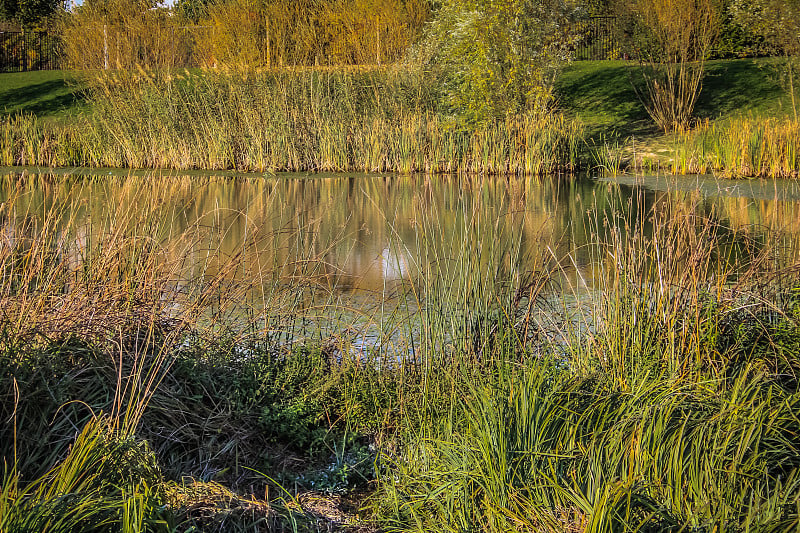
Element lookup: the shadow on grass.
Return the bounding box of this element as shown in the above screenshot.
[1,78,87,117]
[558,58,794,144]
[696,59,788,119]
[555,61,656,142]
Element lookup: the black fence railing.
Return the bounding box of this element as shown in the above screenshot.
[573,16,620,61]
[0,31,63,72]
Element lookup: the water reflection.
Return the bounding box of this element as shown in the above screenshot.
[0,169,798,301]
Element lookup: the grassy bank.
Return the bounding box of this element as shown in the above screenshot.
[555,58,795,139]
[2,58,800,177]
[2,171,799,531]
[671,117,800,177]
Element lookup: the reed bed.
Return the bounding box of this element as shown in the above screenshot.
[0,68,584,175]
[673,117,800,178]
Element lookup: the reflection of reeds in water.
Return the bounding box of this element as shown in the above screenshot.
[0,174,386,365]
[0,172,575,293]
[0,69,583,175]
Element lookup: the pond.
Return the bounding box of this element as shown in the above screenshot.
[1,167,798,357]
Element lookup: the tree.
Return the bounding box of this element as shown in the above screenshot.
[617,0,720,132]
[174,0,211,23]
[62,0,177,69]
[0,0,63,28]
[729,0,800,118]
[417,0,584,125]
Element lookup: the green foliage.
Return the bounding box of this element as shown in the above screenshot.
[377,356,800,530]
[0,336,115,480]
[714,1,767,58]
[0,0,62,28]
[416,0,584,124]
[0,417,167,533]
[173,0,211,23]
[728,0,800,53]
[712,288,800,389]
[374,196,800,531]
[729,0,800,118]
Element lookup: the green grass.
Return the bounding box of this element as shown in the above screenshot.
[555,58,800,175]
[695,58,794,119]
[373,193,800,531]
[0,70,89,120]
[556,58,794,140]
[555,60,654,139]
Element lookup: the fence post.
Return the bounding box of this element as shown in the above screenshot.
[103,24,109,69]
[21,29,27,71]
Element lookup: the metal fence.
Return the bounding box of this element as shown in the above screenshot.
[0,31,63,72]
[573,16,619,61]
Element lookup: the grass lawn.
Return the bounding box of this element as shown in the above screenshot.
[0,70,88,119]
[555,57,794,141]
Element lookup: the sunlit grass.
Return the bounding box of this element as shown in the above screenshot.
[673,117,800,178]
[0,68,584,174]
[374,190,800,531]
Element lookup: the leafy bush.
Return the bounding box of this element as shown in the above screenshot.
[415,0,584,124]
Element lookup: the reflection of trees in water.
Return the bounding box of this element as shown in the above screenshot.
[0,171,797,302]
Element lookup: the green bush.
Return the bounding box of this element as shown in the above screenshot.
[415,0,584,124]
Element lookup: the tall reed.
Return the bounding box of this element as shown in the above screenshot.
[0,68,585,174]
[673,117,800,178]
[4,170,800,530]
[0,172,357,529]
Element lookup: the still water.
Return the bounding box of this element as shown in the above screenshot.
[1,168,799,353]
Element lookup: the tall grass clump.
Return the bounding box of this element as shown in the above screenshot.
[0,68,585,174]
[374,188,800,531]
[0,172,405,530]
[673,117,800,178]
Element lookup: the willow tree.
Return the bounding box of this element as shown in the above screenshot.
[417,0,584,125]
[619,0,720,132]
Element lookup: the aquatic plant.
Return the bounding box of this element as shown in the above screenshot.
[374,191,800,531]
[674,117,800,178]
[0,68,585,174]
[1,171,799,531]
